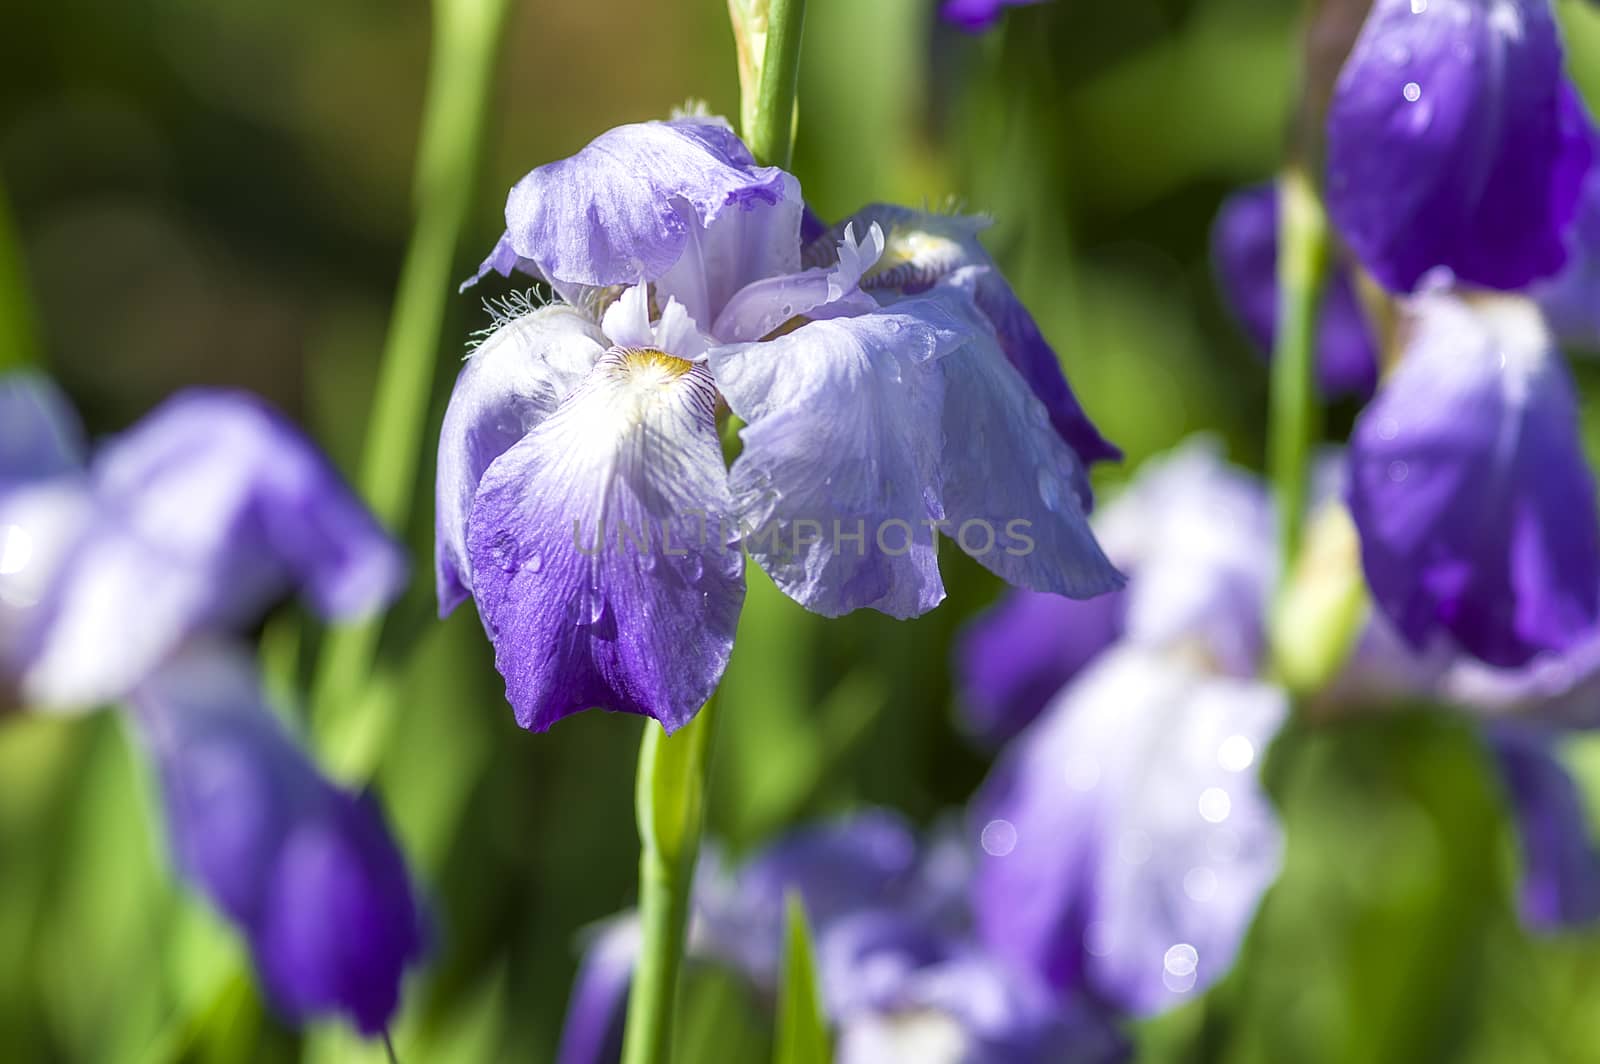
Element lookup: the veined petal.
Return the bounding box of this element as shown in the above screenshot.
[1348,292,1600,668]
[808,204,1120,492]
[973,646,1286,1015]
[437,304,608,614]
[710,222,885,343]
[1326,0,1595,292]
[1488,727,1600,930]
[22,392,406,709]
[0,371,85,482]
[498,118,800,310]
[131,643,426,1035]
[709,292,973,619]
[465,351,743,733]
[933,272,1122,600]
[1211,183,1379,400]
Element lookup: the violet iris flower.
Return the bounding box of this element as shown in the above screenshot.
[1211,182,1379,400]
[1346,291,1600,669]
[0,373,426,1035]
[1325,0,1596,293]
[555,810,1130,1064]
[963,443,1287,1013]
[444,116,1122,735]
[1486,727,1600,930]
[939,0,1048,34]
[960,439,1274,742]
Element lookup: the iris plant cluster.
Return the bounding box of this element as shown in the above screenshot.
[0,378,426,1035]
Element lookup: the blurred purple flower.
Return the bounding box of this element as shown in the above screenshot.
[1346,291,1600,669]
[972,645,1286,1015]
[1486,727,1600,930]
[958,440,1272,745]
[134,645,427,1034]
[445,117,1121,734]
[957,589,1126,746]
[1,378,405,709]
[1533,169,1600,351]
[0,374,424,1035]
[1325,0,1595,293]
[1211,182,1379,400]
[555,809,1129,1064]
[940,0,1047,34]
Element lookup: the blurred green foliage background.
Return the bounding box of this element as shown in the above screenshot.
[6,0,1600,1060]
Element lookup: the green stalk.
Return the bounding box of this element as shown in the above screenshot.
[744,0,808,168]
[1267,167,1333,692]
[1268,167,1330,582]
[0,184,41,372]
[619,703,718,1064]
[310,0,511,775]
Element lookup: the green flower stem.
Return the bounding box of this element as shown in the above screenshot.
[620,702,718,1064]
[310,0,511,776]
[0,184,41,372]
[744,0,808,168]
[1268,167,1330,592]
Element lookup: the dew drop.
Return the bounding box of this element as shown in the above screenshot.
[684,553,705,583]
[0,524,32,576]
[639,551,658,574]
[523,552,543,574]
[1410,0,1427,12]
[1218,735,1255,772]
[1376,418,1399,441]
[1403,81,1422,103]
[1198,787,1232,824]
[1164,943,1199,977]
[1387,460,1409,483]
[980,818,1018,857]
[1036,467,1066,513]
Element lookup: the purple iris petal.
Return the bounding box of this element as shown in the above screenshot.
[1325,0,1595,292]
[1445,628,1600,730]
[939,0,1046,34]
[973,646,1286,1015]
[465,348,743,733]
[825,912,1127,1064]
[695,811,922,985]
[489,118,800,316]
[1093,440,1276,677]
[711,222,884,343]
[0,372,85,482]
[808,205,1120,498]
[1211,183,1379,399]
[709,292,965,619]
[1487,727,1600,930]
[934,271,1123,601]
[19,390,406,709]
[1534,168,1600,350]
[554,917,640,1064]
[1347,292,1600,668]
[957,589,1126,747]
[132,644,426,1035]
[435,304,607,615]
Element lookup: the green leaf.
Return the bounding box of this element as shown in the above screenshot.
[773,894,831,1064]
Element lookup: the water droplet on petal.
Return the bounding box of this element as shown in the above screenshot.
[1403,81,1422,103]
[523,553,543,574]
[1218,735,1255,772]
[684,553,705,583]
[1198,787,1232,824]
[1036,467,1066,513]
[1387,460,1409,483]
[1183,866,1219,902]
[1410,0,1427,13]
[980,818,1018,857]
[1164,943,1199,977]
[0,524,32,576]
